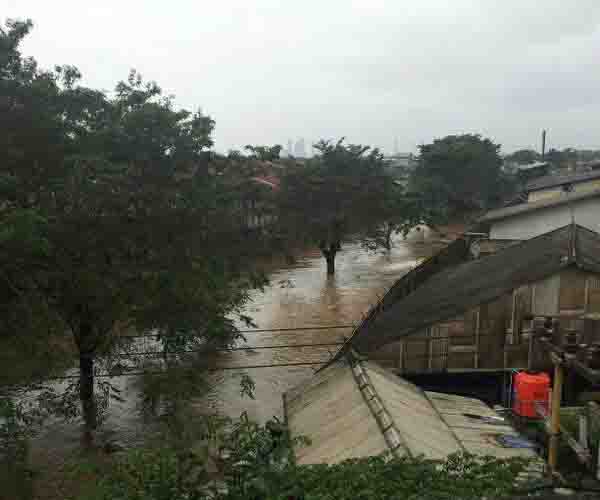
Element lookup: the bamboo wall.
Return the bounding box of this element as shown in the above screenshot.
[369,269,600,374]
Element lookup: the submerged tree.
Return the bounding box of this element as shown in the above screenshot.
[0,19,266,440]
[277,139,396,275]
[361,182,440,252]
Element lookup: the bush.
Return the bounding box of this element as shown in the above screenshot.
[0,398,34,500]
[78,413,530,500]
[79,446,211,500]
[225,452,530,500]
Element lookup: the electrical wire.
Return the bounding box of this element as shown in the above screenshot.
[118,324,354,340]
[35,360,330,381]
[114,341,345,357]
[3,329,536,384]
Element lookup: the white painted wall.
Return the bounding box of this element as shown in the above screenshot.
[490,196,600,240]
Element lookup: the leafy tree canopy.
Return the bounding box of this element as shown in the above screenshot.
[361,181,440,252]
[411,133,513,214]
[0,18,267,437]
[504,149,540,165]
[244,144,283,161]
[277,139,397,274]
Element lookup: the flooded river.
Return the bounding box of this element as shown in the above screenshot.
[208,230,445,422]
[32,229,445,465]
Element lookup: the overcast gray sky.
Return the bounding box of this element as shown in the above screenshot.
[5,0,600,154]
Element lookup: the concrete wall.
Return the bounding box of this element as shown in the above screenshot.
[489,196,600,240]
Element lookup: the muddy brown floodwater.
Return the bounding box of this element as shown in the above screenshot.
[204,229,445,422]
[31,229,445,468]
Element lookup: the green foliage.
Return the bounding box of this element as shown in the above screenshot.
[78,446,209,500]
[77,414,530,500]
[0,18,268,435]
[0,398,35,500]
[244,145,283,161]
[74,412,295,500]
[361,182,439,252]
[225,453,529,500]
[412,134,513,214]
[278,139,407,272]
[504,149,541,165]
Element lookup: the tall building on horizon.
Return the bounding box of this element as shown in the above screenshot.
[294,138,306,158]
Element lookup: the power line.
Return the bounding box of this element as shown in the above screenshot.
[36,360,330,381]
[115,342,344,357]
[118,325,354,340]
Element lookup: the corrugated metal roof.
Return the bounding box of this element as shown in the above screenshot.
[350,225,600,354]
[426,392,534,459]
[526,170,600,192]
[285,361,390,465]
[286,358,537,464]
[480,188,600,223]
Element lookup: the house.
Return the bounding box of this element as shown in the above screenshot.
[349,235,519,339]
[285,354,539,464]
[481,187,600,240]
[244,175,280,229]
[525,170,600,203]
[215,158,283,230]
[512,161,550,184]
[335,224,600,375]
[478,170,600,240]
[322,234,520,374]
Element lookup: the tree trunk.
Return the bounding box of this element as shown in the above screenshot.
[320,241,340,276]
[79,352,97,442]
[325,253,336,275]
[384,223,393,251]
[77,321,97,443]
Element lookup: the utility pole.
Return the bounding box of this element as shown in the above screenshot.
[542,130,547,161]
[548,356,564,472]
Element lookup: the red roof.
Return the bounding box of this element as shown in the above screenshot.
[250,176,281,190]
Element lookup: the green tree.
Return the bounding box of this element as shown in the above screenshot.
[244,145,283,161]
[0,19,265,440]
[504,149,540,165]
[412,134,511,215]
[277,139,397,275]
[362,183,440,252]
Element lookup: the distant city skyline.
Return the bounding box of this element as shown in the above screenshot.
[221,133,555,157]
